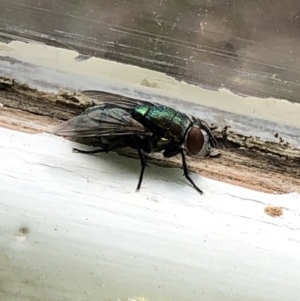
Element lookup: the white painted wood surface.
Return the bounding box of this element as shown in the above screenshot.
[1,127,300,301]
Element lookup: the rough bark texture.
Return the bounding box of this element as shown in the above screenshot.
[1,77,299,194]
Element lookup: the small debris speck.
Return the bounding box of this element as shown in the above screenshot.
[264,206,283,217]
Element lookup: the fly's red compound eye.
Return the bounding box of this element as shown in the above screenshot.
[185,127,205,155]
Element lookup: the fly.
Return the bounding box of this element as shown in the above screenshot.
[52,91,219,194]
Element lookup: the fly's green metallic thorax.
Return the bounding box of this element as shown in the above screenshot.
[132,104,192,152]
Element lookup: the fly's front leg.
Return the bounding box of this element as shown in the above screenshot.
[180,149,203,195]
[209,152,221,158]
[163,148,203,194]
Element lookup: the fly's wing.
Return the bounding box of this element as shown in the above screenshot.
[81,90,156,109]
[52,105,152,138]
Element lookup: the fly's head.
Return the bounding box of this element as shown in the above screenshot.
[184,119,218,157]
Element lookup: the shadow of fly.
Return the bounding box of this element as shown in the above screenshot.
[52,91,219,194]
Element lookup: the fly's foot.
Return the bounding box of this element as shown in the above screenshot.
[72,148,106,155]
[209,152,221,158]
[193,184,204,195]
[186,173,204,195]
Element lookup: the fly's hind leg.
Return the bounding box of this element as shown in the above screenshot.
[73,148,107,154]
[73,137,122,155]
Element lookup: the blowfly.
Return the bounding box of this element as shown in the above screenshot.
[52,91,218,194]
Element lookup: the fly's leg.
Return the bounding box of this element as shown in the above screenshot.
[134,138,147,192]
[136,148,147,192]
[164,148,203,194]
[73,148,107,154]
[180,149,203,195]
[209,152,221,158]
[73,137,122,155]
